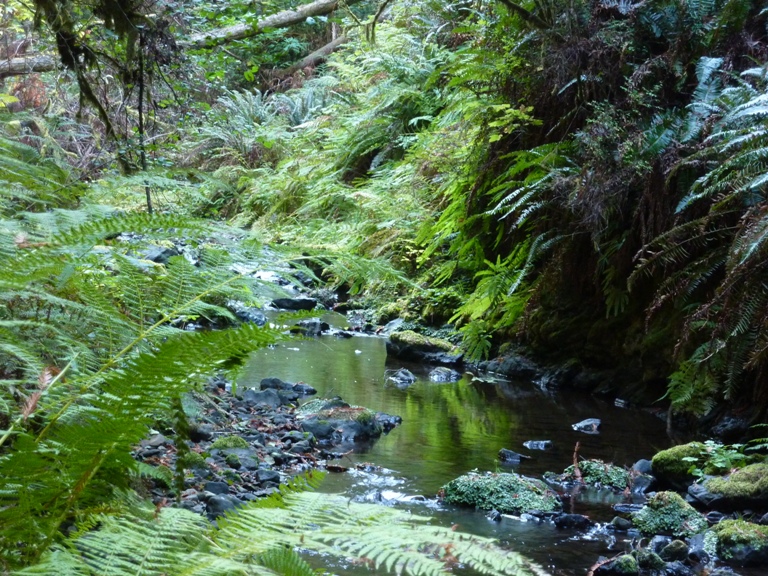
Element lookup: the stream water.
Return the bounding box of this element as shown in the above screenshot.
[238,313,675,575]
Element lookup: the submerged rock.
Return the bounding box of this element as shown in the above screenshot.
[386,330,463,366]
[296,397,401,445]
[387,368,416,388]
[523,440,553,450]
[498,448,530,465]
[440,471,562,515]
[572,418,601,434]
[428,366,461,382]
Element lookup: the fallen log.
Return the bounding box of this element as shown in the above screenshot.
[0,55,58,79]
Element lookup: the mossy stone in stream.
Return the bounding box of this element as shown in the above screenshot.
[210,435,249,450]
[441,472,561,514]
[712,519,768,564]
[607,554,639,575]
[632,491,707,537]
[555,459,630,490]
[705,462,768,501]
[651,442,706,488]
[389,330,457,352]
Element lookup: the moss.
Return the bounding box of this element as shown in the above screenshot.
[713,519,768,560]
[355,409,374,425]
[651,442,706,487]
[210,435,249,450]
[636,550,664,570]
[441,472,562,515]
[705,462,768,500]
[390,330,457,352]
[225,453,241,468]
[632,491,707,537]
[610,554,639,575]
[559,459,630,490]
[177,452,207,470]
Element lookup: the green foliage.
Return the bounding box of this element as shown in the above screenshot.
[441,471,562,514]
[632,491,708,537]
[17,483,550,576]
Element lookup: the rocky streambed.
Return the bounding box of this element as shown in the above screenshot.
[134,310,768,576]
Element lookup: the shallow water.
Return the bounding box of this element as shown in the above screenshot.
[239,317,678,575]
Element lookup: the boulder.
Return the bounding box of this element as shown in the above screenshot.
[546,459,629,491]
[631,491,708,537]
[140,245,180,265]
[293,318,330,336]
[553,513,593,530]
[386,330,463,366]
[260,377,317,398]
[713,519,768,566]
[387,368,416,388]
[440,471,562,515]
[243,388,283,409]
[594,554,639,575]
[651,442,706,490]
[226,300,267,326]
[205,494,241,520]
[498,448,529,465]
[477,354,540,379]
[428,367,461,382]
[698,463,768,510]
[296,397,400,446]
[271,297,317,311]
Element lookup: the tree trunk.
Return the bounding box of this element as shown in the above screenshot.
[0,55,58,79]
[182,0,363,49]
[286,35,348,73]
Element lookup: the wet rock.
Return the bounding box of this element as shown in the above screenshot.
[648,535,672,553]
[374,412,402,433]
[387,368,416,388]
[547,459,630,491]
[380,318,404,336]
[146,434,167,448]
[206,494,241,519]
[595,554,639,575]
[572,418,601,434]
[686,532,712,565]
[243,388,283,409]
[204,481,230,495]
[300,419,336,441]
[189,423,214,442]
[613,503,644,514]
[632,459,653,475]
[294,318,330,336]
[651,442,706,490]
[498,448,529,464]
[428,367,461,382]
[486,509,503,522]
[256,468,281,485]
[478,354,540,379]
[659,540,689,562]
[271,297,317,311]
[386,330,463,366]
[226,300,267,326]
[260,377,316,397]
[140,245,180,265]
[636,550,665,570]
[609,516,633,531]
[523,440,552,450]
[553,513,593,530]
[662,561,696,576]
[440,471,562,515]
[630,473,654,495]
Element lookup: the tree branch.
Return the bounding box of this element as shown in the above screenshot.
[495,0,552,31]
[182,0,363,49]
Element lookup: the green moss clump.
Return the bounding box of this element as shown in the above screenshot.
[713,519,768,560]
[632,491,707,537]
[706,462,768,500]
[355,409,374,425]
[225,453,241,468]
[210,435,249,450]
[177,452,207,470]
[610,554,639,575]
[651,442,706,487]
[441,472,562,515]
[561,459,630,490]
[390,330,457,352]
[636,550,664,570]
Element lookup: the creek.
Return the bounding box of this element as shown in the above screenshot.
[239,313,672,575]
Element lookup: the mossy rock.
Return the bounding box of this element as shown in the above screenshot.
[651,442,706,489]
[389,330,458,353]
[210,435,249,450]
[705,462,768,504]
[552,459,630,490]
[632,491,707,537]
[177,451,208,470]
[712,519,768,565]
[441,472,562,515]
[605,554,639,575]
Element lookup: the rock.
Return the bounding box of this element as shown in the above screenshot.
[595,554,639,575]
[478,354,540,379]
[260,377,316,397]
[226,300,267,326]
[380,318,404,336]
[613,503,644,514]
[189,423,214,442]
[662,561,696,576]
[648,535,672,553]
[630,474,654,495]
[256,468,281,485]
[523,440,552,450]
[386,330,463,366]
[140,245,180,265]
[553,513,593,530]
[572,418,601,434]
[651,442,706,490]
[713,519,768,566]
[659,540,689,562]
[387,368,416,388]
[486,509,502,522]
[547,459,630,490]
[632,459,653,475]
[711,415,750,443]
[374,412,402,433]
[271,297,317,311]
[428,367,461,382]
[300,419,336,442]
[632,492,708,537]
[686,532,712,565]
[146,434,167,447]
[204,481,230,495]
[440,471,562,515]
[498,448,529,465]
[294,318,330,336]
[701,463,768,510]
[206,494,241,519]
[243,388,283,409]
[636,550,665,570]
[609,516,633,531]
